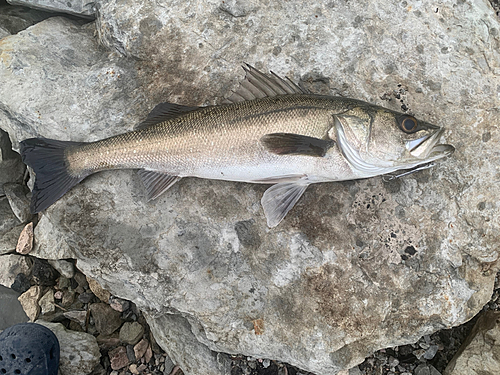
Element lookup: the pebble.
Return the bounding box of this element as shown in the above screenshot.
[129,364,139,375]
[73,271,89,289]
[423,344,439,360]
[96,334,121,349]
[109,346,130,370]
[87,276,111,302]
[15,222,33,254]
[61,289,76,307]
[54,290,63,299]
[18,285,42,321]
[78,291,96,304]
[126,345,136,362]
[89,302,123,336]
[57,275,71,289]
[120,321,145,345]
[110,296,130,312]
[262,358,271,368]
[63,310,88,326]
[163,356,175,374]
[134,338,149,360]
[137,363,147,372]
[144,344,153,363]
[32,258,59,286]
[38,289,55,315]
[48,259,75,278]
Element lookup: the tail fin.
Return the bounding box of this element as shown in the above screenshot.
[20,138,87,213]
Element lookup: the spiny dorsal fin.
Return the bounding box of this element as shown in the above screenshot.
[226,64,307,104]
[137,170,181,200]
[261,133,335,157]
[136,102,200,129]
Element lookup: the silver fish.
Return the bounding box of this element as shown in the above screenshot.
[20,65,454,227]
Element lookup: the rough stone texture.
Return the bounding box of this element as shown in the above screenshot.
[36,321,101,375]
[87,276,111,303]
[0,253,31,288]
[0,197,21,234]
[109,296,130,312]
[4,182,31,222]
[133,338,149,360]
[0,129,25,196]
[443,310,500,375]
[38,288,55,314]
[0,223,23,254]
[0,284,28,330]
[119,321,144,345]
[48,259,75,278]
[109,346,130,371]
[16,221,33,254]
[7,0,96,18]
[1,2,500,375]
[89,302,122,336]
[32,257,59,286]
[63,310,87,326]
[18,284,42,321]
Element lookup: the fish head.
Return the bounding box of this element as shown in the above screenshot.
[333,106,455,176]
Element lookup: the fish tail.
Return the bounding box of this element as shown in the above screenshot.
[20,138,88,213]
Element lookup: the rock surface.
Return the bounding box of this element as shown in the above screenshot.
[16,221,33,254]
[37,321,101,375]
[0,253,31,288]
[0,284,28,330]
[0,223,23,255]
[443,310,500,375]
[17,284,42,321]
[1,1,499,375]
[89,302,122,336]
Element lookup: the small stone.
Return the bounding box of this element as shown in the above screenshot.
[144,344,153,363]
[39,289,55,315]
[15,222,33,254]
[18,285,42,321]
[48,259,75,278]
[3,182,31,223]
[87,276,111,302]
[110,372,118,375]
[96,334,121,349]
[109,346,130,370]
[89,302,122,336]
[78,291,95,304]
[32,258,59,286]
[423,344,439,360]
[414,364,441,375]
[110,296,130,312]
[262,359,271,368]
[54,290,63,299]
[137,364,147,372]
[129,364,139,375]
[73,271,89,289]
[63,310,87,326]
[57,275,71,289]
[119,321,145,345]
[0,253,31,288]
[10,272,31,294]
[61,289,76,306]
[134,338,149,360]
[122,310,137,321]
[126,345,136,362]
[0,224,24,255]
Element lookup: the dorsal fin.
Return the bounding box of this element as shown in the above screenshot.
[136,102,200,129]
[225,64,307,104]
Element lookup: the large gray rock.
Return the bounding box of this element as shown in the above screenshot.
[36,321,101,375]
[0,285,28,330]
[1,1,499,374]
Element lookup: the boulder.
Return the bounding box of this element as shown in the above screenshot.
[1,1,499,374]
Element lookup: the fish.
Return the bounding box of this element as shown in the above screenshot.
[20,65,455,227]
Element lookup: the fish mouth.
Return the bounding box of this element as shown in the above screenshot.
[406,128,455,160]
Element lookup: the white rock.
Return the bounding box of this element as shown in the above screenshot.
[36,321,101,375]
[0,253,31,288]
[7,0,96,18]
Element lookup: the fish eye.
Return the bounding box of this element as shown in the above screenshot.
[399,115,418,133]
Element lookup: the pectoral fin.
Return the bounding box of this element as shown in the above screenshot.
[261,179,310,228]
[261,133,334,157]
[137,170,181,200]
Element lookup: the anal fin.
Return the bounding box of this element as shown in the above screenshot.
[137,170,181,200]
[261,178,310,228]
